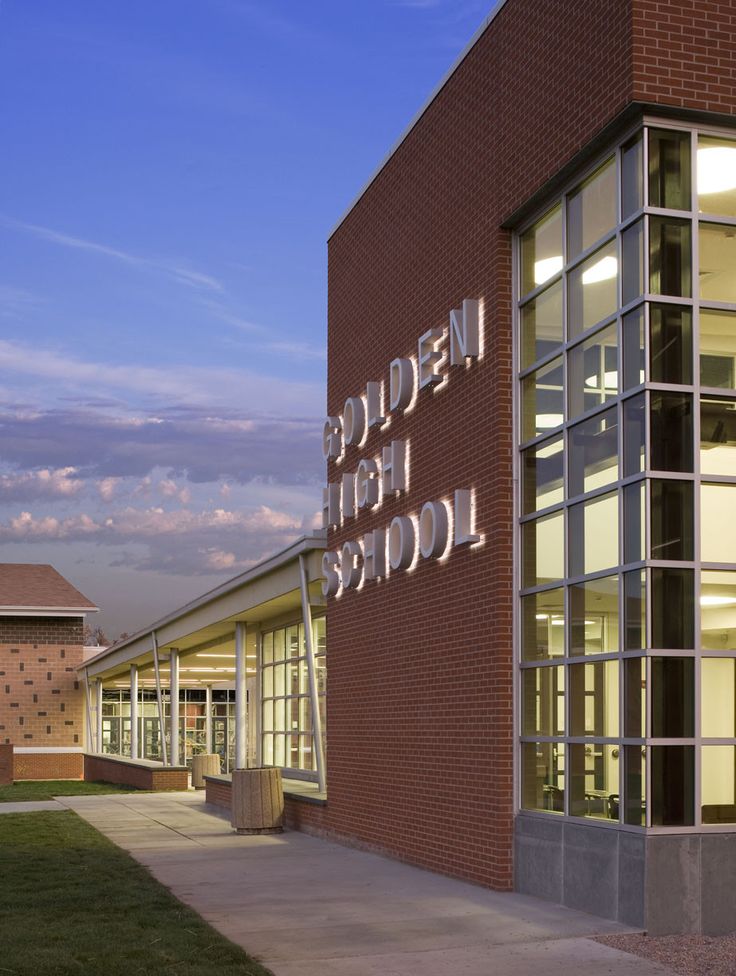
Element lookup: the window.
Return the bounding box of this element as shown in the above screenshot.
[260,619,326,774]
[517,123,736,829]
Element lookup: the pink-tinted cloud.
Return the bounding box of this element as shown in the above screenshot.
[0,466,84,502]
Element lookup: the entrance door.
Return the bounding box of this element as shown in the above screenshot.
[143,718,161,760]
[212,717,228,773]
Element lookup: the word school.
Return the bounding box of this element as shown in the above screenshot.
[321,298,483,597]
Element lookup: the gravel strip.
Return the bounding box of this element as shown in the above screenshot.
[597,933,736,975]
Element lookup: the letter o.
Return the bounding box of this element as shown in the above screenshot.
[388,516,415,571]
[419,501,449,559]
[341,540,363,589]
[343,396,366,446]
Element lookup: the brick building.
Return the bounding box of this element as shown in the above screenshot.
[321,0,736,936]
[79,0,736,936]
[0,564,97,781]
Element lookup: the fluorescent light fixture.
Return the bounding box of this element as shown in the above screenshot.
[582,255,618,284]
[537,413,564,429]
[698,147,736,195]
[181,667,236,673]
[701,595,736,607]
[584,370,618,389]
[196,653,236,659]
[534,255,563,285]
[535,613,549,620]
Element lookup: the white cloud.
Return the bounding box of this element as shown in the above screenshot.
[0,215,223,293]
[0,338,324,415]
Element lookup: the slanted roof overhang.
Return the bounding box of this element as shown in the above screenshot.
[81,534,326,685]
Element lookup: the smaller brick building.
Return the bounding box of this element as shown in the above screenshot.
[0,564,97,780]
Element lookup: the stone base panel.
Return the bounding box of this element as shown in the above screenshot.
[514,813,736,935]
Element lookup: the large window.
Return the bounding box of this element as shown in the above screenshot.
[260,618,326,775]
[517,122,736,830]
[101,688,236,770]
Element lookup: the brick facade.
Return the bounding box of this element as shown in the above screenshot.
[84,754,189,791]
[0,743,12,784]
[0,615,85,778]
[14,751,83,781]
[325,0,736,891]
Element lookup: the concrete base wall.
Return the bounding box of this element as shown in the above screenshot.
[515,814,736,935]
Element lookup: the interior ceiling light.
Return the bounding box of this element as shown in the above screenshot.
[196,653,236,658]
[582,255,618,285]
[698,147,736,195]
[537,413,564,429]
[181,667,236,673]
[585,370,619,389]
[701,595,736,606]
[534,255,564,285]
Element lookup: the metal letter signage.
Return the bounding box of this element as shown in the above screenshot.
[389,358,414,412]
[321,297,483,596]
[418,328,445,389]
[449,299,480,366]
[322,417,343,460]
[343,396,366,446]
[381,441,406,494]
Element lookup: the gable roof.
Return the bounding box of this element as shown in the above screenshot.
[0,564,98,614]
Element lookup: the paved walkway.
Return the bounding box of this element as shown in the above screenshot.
[0,799,64,813]
[59,791,673,976]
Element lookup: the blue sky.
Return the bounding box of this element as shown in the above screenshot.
[0,0,495,637]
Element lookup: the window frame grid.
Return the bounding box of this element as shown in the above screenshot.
[515,115,736,833]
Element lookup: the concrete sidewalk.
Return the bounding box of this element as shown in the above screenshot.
[59,791,673,976]
[0,799,64,813]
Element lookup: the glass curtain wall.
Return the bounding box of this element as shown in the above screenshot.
[261,617,326,776]
[517,122,736,829]
[102,688,236,771]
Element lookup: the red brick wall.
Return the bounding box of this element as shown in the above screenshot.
[0,743,12,784]
[284,796,328,835]
[205,776,231,810]
[13,751,83,781]
[325,0,736,890]
[0,616,85,752]
[84,754,188,791]
[632,0,736,113]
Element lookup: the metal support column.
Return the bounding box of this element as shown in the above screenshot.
[169,649,180,767]
[83,668,94,754]
[299,554,326,792]
[95,679,103,754]
[205,684,213,755]
[235,622,247,770]
[152,631,168,766]
[130,664,139,759]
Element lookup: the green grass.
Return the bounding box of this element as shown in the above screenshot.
[0,811,272,975]
[0,780,145,803]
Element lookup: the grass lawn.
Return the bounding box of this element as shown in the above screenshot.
[0,811,272,975]
[0,779,145,803]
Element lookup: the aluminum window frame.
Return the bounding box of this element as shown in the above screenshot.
[515,115,736,834]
